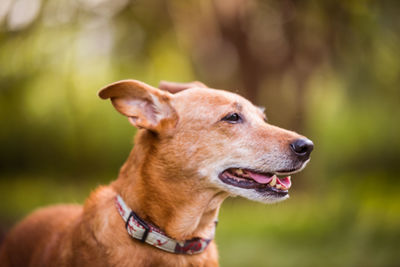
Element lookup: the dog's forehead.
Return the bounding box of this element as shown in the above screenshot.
[172,87,255,112]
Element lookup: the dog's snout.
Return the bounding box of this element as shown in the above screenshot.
[290,138,314,160]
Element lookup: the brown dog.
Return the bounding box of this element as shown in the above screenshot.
[0,80,313,266]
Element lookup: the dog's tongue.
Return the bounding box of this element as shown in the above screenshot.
[246,171,273,184]
[245,170,292,189]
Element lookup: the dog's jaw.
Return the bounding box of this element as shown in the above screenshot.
[207,171,289,204]
[199,159,311,204]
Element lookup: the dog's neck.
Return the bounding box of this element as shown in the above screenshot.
[112,130,228,241]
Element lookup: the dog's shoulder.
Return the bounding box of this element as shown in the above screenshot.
[0,204,82,266]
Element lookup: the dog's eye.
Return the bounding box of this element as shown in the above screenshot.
[222,113,242,123]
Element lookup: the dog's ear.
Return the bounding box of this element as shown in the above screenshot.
[158,81,207,94]
[98,80,177,132]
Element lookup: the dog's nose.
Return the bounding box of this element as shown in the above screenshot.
[290,138,314,160]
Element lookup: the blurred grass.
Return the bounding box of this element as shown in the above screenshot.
[1,173,399,267]
[0,173,112,224]
[218,177,400,267]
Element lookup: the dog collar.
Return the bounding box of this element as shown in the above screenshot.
[115,194,214,255]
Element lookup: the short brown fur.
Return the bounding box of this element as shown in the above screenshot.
[0,80,311,266]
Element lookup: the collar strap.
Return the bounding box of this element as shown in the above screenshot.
[115,194,214,255]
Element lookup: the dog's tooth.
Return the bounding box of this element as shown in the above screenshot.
[236,169,243,175]
[276,184,282,189]
[269,175,277,186]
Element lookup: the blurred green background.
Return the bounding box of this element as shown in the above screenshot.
[1,0,400,266]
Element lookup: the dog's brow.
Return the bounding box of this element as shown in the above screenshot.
[232,102,243,111]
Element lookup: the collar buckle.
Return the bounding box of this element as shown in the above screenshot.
[127,211,150,242]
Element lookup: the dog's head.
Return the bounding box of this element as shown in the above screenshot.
[99,80,313,204]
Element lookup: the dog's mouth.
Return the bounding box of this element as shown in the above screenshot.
[218,168,296,197]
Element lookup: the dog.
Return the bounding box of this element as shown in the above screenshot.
[0,79,313,266]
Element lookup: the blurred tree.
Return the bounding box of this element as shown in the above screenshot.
[1,1,400,265]
[0,0,399,179]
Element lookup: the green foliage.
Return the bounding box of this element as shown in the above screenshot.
[1,0,400,266]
